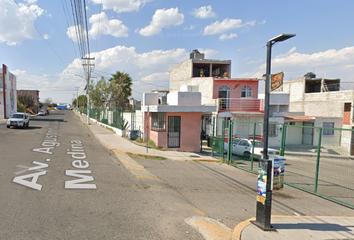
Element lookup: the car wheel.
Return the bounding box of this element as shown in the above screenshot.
[7,126,10,128]
[243,151,251,160]
[26,122,29,128]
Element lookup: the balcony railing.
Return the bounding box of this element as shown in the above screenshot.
[218,98,262,112]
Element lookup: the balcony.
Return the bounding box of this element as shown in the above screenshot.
[217,98,262,112]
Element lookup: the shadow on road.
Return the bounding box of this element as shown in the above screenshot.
[30,118,67,122]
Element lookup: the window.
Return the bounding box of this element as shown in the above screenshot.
[151,112,166,131]
[323,122,334,135]
[241,86,252,98]
[269,123,277,137]
[238,140,249,146]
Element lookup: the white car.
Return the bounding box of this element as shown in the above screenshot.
[38,110,46,116]
[7,112,30,129]
[224,138,280,159]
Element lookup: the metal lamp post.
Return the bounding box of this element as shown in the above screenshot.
[263,34,296,160]
[255,34,295,231]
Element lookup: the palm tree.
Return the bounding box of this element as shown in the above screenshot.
[109,71,132,108]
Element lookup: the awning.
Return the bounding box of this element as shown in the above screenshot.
[284,116,315,122]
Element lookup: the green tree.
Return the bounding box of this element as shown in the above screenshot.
[109,71,132,108]
[89,77,110,108]
[72,99,77,108]
[18,94,35,109]
[17,99,25,112]
[77,95,87,108]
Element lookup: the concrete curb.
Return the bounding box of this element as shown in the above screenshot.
[185,216,232,240]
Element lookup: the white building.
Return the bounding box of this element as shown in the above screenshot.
[0,64,17,119]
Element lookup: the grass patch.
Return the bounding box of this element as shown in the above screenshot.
[104,126,115,133]
[126,152,167,160]
[134,138,167,151]
[219,157,227,164]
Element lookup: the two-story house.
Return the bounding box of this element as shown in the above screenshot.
[170,50,264,140]
[282,72,354,153]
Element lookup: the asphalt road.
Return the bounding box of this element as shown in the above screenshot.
[131,156,354,230]
[2,111,354,240]
[0,111,203,240]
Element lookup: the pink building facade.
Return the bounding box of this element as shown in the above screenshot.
[143,92,216,152]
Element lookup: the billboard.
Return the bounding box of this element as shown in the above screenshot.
[2,64,17,118]
[271,72,284,92]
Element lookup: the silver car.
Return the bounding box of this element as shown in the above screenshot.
[7,113,30,129]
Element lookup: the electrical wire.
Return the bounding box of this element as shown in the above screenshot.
[12,0,67,66]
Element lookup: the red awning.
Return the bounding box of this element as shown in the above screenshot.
[284,116,315,121]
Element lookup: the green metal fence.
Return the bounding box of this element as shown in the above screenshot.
[83,107,126,129]
[212,118,354,209]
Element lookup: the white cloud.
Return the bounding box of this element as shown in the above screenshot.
[197,48,219,59]
[66,25,87,43]
[139,8,184,36]
[42,46,190,102]
[184,25,197,30]
[241,46,354,82]
[0,0,46,45]
[91,0,150,13]
[203,18,255,36]
[192,5,217,19]
[89,12,129,38]
[219,33,237,41]
[43,34,50,40]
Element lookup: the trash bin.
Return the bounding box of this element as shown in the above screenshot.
[206,135,211,147]
[129,130,139,140]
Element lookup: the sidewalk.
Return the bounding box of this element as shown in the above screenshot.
[77,112,354,240]
[77,112,217,162]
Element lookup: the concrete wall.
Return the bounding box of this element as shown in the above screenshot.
[167,92,201,106]
[143,93,159,106]
[177,77,214,105]
[313,117,342,146]
[286,122,303,145]
[284,78,354,123]
[170,60,193,92]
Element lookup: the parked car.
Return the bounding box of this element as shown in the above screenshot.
[38,110,46,116]
[7,112,30,129]
[224,138,280,159]
[44,109,50,114]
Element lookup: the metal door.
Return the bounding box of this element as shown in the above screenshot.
[302,122,314,145]
[168,116,180,148]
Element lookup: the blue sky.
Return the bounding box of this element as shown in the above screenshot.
[1,0,354,103]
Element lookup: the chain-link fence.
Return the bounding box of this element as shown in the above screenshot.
[212,119,354,209]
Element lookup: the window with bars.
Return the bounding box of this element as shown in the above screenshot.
[269,123,277,137]
[151,112,166,131]
[323,122,334,135]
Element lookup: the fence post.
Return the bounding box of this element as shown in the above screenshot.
[227,121,233,165]
[221,119,225,159]
[280,123,287,156]
[251,122,257,171]
[200,115,204,153]
[211,117,215,157]
[314,127,322,193]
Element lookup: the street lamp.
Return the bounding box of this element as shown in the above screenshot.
[263,34,295,160]
[255,34,296,231]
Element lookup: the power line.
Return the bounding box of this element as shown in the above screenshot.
[13,0,67,66]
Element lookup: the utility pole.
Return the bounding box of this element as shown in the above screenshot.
[82,57,95,125]
[75,87,79,110]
